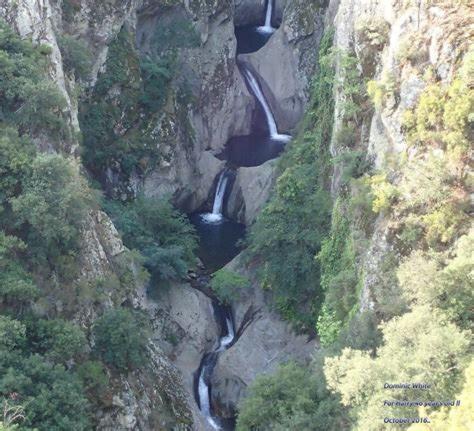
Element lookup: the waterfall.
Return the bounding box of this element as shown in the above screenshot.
[201,171,229,223]
[258,0,275,34]
[242,67,291,142]
[218,317,235,351]
[197,306,236,430]
[198,361,221,430]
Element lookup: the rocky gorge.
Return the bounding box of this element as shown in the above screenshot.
[0,0,471,430]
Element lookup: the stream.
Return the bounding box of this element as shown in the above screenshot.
[191,1,290,429]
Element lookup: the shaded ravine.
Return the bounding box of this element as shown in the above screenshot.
[193,1,290,428]
[195,302,236,430]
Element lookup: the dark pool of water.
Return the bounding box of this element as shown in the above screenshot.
[235,26,273,54]
[220,134,286,167]
[190,214,246,272]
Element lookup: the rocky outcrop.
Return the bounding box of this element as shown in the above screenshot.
[239,0,324,133]
[210,255,316,417]
[96,343,193,431]
[227,159,278,224]
[146,282,219,429]
[234,0,266,27]
[327,0,473,312]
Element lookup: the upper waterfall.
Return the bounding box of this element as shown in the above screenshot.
[242,66,291,142]
[258,0,275,34]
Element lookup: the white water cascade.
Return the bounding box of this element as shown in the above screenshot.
[257,0,275,34]
[242,67,291,142]
[198,363,221,430]
[201,171,229,223]
[197,307,236,430]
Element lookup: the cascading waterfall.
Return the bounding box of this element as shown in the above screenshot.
[201,171,229,223]
[242,66,291,142]
[197,306,236,430]
[257,0,275,34]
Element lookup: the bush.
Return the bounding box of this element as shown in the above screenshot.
[247,30,335,328]
[0,20,68,138]
[11,154,96,269]
[210,269,249,304]
[237,362,347,431]
[93,308,150,372]
[57,34,92,80]
[105,196,197,286]
[26,318,86,363]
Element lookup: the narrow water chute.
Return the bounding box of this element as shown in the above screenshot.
[242,67,291,142]
[201,171,229,223]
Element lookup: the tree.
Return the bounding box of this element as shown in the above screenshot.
[210,269,248,304]
[237,362,347,431]
[105,196,197,286]
[26,318,86,364]
[11,154,96,267]
[324,306,471,431]
[93,308,150,372]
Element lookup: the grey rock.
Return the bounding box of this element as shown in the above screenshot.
[211,255,316,417]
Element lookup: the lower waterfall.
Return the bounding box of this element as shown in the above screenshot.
[201,170,230,224]
[196,304,236,430]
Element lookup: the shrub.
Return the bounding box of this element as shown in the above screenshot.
[355,16,390,49]
[57,34,92,80]
[0,20,68,138]
[237,362,347,431]
[93,308,150,372]
[26,318,86,363]
[11,154,96,268]
[104,196,197,286]
[210,269,249,304]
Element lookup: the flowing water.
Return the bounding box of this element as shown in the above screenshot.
[195,304,236,430]
[193,4,289,429]
[257,0,275,34]
[201,170,230,224]
[241,66,291,142]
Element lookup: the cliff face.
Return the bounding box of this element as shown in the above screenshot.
[327,0,472,317]
[0,1,194,429]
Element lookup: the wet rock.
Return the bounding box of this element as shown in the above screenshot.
[227,158,278,225]
[211,255,316,417]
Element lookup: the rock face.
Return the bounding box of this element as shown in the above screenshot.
[91,1,255,209]
[327,0,472,312]
[239,0,325,133]
[227,159,278,224]
[210,256,317,417]
[146,282,219,429]
[96,343,193,431]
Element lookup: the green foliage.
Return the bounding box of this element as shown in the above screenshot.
[324,306,471,431]
[398,231,474,329]
[93,308,150,372]
[367,71,398,109]
[105,196,197,286]
[0,20,68,138]
[210,269,249,304]
[317,200,358,344]
[0,354,91,431]
[237,362,348,431]
[247,30,335,328]
[57,34,92,81]
[11,154,96,272]
[0,316,26,350]
[80,18,197,182]
[0,326,91,431]
[26,318,86,364]
[355,16,390,49]
[76,360,110,399]
[0,127,35,207]
[0,233,39,306]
